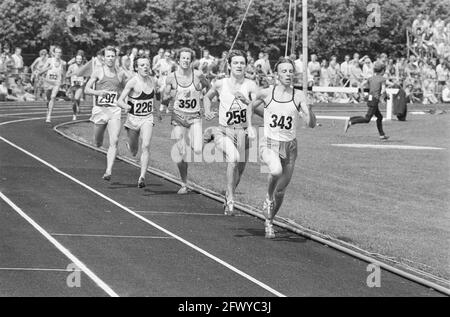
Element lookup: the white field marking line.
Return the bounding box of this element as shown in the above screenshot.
[0,267,81,272]
[0,135,285,298]
[51,233,174,239]
[317,115,389,121]
[0,192,119,297]
[332,144,445,150]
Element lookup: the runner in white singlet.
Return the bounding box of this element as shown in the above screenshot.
[164,47,209,194]
[204,50,258,215]
[247,57,316,238]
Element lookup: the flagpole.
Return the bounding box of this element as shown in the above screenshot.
[302,0,308,92]
[291,0,297,56]
[285,0,293,57]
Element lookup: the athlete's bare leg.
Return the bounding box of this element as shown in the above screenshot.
[104,118,121,177]
[139,121,153,181]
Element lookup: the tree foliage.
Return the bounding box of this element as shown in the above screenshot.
[0,0,448,59]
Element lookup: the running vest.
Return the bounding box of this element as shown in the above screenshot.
[45,58,63,85]
[127,89,155,117]
[173,71,201,113]
[96,67,121,107]
[69,64,84,86]
[264,86,300,142]
[218,78,252,128]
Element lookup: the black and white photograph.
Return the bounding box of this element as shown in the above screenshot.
[0,0,449,299]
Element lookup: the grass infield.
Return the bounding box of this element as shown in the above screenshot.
[60,104,450,281]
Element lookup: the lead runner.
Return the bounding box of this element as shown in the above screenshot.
[247,57,316,238]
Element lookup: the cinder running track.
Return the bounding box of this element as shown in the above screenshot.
[0,102,444,297]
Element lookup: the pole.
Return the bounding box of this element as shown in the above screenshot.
[285,0,293,57]
[291,0,297,56]
[302,0,308,92]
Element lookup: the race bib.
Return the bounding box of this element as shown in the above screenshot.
[97,91,118,107]
[226,108,247,125]
[368,95,373,101]
[176,98,198,110]
[48,72,58,81]
[130,99,153,116]
[71,76,84,86]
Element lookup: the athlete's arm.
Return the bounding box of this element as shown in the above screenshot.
[84,69,107,97]
[162,74,176,105]
[203,79,221,120]
[60,61,67,86]
[38,60,52,76]
[296,90,316,128]
[247,87,269,139]
[30,58,40,72]
[66,65,75,78]
[196,70,210,91]
[117,77,135,111]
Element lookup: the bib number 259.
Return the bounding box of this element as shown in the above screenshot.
[226,109,247,125]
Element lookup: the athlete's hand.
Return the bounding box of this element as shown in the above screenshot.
[247,126,257,140]
[234,92,250,104]
[204,111,216,121]
[98,90,109,97]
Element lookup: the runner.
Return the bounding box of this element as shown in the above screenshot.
[117,54,162,188]
[153,50,174,113]
[247,57,316,238]
[39,46,66,123]
[66,53,86,120]
[30,49,49,101]
[85,46,127,181]
[164,47,209,194]
[203,50,258,215]
[344,62,392,140]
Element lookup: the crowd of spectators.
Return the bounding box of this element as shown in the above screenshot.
[1,39,450,105]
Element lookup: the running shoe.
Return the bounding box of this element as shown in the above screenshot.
[224,196,235,216]
[379,135,389,141]
[265,220,275,239]
[344,118,351,133]
[45,117,51,123]
[177,185,189,195]
[72,115,77,121]
[138,177,146,188]
[263,197,274,219]
[102,173,111,181]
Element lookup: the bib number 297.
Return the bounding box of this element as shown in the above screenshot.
[226,109,247,125]
[98,93,117,105]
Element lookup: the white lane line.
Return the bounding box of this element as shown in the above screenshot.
[332,144,445,150]
[0,267,81,272]
[0,191,119,297]
[0,115,83,127]
[0,135,286,297]
[136,211,228,216]
[0,111,75,117]
[51,233,174,239]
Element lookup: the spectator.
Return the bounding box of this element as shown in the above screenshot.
[199,49,215,68]
[11,47,24,75]
[340,54,351,86]
[362,56,374,80]
[246,51,254,65]
[442,80,450,102]
[319,59,330,87]
[328,55,340,86]
[308,54,321,86]
[152,48,164,68]
[436,58,449,96]
[0,76,7,101]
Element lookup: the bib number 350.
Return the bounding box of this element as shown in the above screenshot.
[178,99,197,109]
[226,109,247,125]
